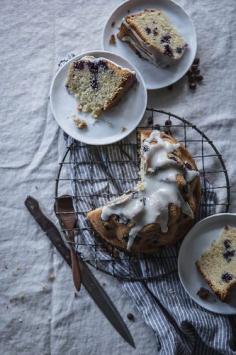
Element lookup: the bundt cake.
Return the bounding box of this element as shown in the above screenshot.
[65,56,136,117]
[117,9,187,67]
[196,225,236,302]
[87,129,201,254]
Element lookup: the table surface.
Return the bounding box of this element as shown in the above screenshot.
[1,0,236,354]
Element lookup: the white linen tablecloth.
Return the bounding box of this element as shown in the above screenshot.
[1,0,236,354]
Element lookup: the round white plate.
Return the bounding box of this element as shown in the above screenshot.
[103,0,197,90]
[50,51,147,145]
[178,213,236,315]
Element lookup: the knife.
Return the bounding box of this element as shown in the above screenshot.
[25,196,135,348]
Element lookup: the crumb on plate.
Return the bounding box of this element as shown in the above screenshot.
[109,34,116,45]
[74,117,88,129]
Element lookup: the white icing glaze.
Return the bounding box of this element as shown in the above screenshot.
[101,131,199,250]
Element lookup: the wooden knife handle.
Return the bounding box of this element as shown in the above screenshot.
[70,248,81,292]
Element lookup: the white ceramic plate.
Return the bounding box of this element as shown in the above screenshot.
[50,51,147,145]
[103,0,197,90]
[178,213,236,315]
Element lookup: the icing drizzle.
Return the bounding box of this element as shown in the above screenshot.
[101,131,199,250]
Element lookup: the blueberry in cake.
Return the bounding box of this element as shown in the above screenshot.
[87,130,201,254]
[66,56,136,117]
[117,9,187,67]
[196,226,236,302]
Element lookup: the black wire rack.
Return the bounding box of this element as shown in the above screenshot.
[55,108,230,281]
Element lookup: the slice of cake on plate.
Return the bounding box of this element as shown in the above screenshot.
[66,56,136,117]
[118,9,187,67]
[87,129,201,254]
[196,225,236,302]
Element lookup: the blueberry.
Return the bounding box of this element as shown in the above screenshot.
[223,249,235,262]
[161,35,171,43]
[163,44,173,57]
[221,272,233,283]
[176,47,183,54]
[153,28,158,36]
[127,313,135,321]
[224,239,231,249]
[143,144,150,153]
[74,61,85,70]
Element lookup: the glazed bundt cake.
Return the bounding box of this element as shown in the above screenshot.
[117,9,187,67]
[65,56,136,117]
[87,129,201,254]
[196,225,236,302]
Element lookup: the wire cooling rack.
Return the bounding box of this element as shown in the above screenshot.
[55,109,230,281]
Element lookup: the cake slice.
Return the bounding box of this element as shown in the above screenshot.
[196,226,236,302]
[118,9,187,67]
[66,56,136,117]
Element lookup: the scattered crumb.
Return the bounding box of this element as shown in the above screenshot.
[197,287,211,300]
[74,117,88,129]
[18,318,23,323]
[111,21,115,27]
[48,272,55,282]
[77,104,82,111]
[121,127,127,132]
[127,313,135,321]
[10,294,25,304]
[109,34,116,45]
[42,285,48,292]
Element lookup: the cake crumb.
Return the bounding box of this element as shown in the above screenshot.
[109,34,116,45]
[74,117,88,129]
[121,127,127,132]
[48,272,55,282]
[111,21,115,27]
[197,287,211,300]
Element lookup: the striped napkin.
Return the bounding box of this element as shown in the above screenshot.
[64,133,236,355]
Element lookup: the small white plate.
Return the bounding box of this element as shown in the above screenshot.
[103,0,197,90]
[178,213,236,315]
[50,50,147,145]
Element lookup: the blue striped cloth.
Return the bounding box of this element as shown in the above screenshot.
[64,134,236,355]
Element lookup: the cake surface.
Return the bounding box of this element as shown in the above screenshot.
[87,129,201,254]
[196,226,236,302]
[118,9,187,67]
[66,56,136,117]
